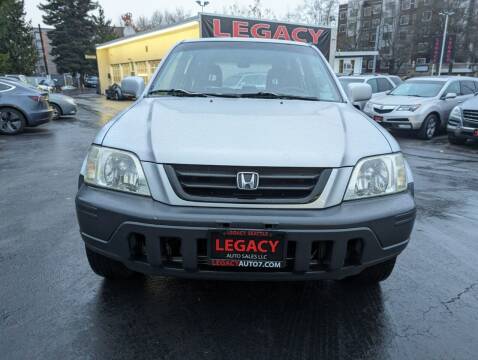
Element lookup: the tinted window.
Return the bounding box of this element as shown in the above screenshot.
[444,81,460,95]
[377,77,393,92]
[460,80,475,95]
[366,78,379,93]
[390,80,445,97]
[150,41,342,102]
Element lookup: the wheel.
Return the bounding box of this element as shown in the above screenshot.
[418,114,438,140]
[341,257,396,285]
[50,103,62,120]
[448,133,467,145]
[0,107,26,135]
[85,246,135,279]
[113,91,120,101]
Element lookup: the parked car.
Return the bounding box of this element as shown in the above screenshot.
[105,83,123,100]
[364,76,478,139]
[1,76,77,120]
[447,96,478,145]
[85,76,99,88]
[339,75,396,110]
[0,78,51,135]
[37,78,58,92]
[76,38,416,284]
[49,93,78,120]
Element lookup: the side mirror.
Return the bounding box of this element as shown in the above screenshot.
[348,83,372,103]
[121,76,145,99]
[444,92,457,100]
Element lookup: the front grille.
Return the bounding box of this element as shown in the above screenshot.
[165,164,331,204]
[463,110,478,123]
[374,107,395,114]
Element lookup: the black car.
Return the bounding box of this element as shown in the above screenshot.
[85,76,99,88]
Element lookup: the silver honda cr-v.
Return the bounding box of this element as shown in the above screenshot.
[76,38,416,284]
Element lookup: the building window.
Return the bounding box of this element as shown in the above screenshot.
[339,24,346,33]
[368,60,375,70]
[416,57,427,65]
[402,0,411,10]
[362,20,370,29]
[363,7,372,17]
[372,18,380,27]
[111,64,121,83]
[422,11,432,21]
[149,60,161,74]
[400,15,410,25]
[417,42,429,53]
[340,11,347,20]
[399,31,408,40]
[120,63,132,77]
[373,4,381,15]
[349,8,358,17]
[423,0,431,5]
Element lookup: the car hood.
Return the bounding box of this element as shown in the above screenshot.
[371,94,434,105]
[101,97,394,167]
[461,96,478,109]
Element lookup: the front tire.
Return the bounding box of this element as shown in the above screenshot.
[448,133,467,145]
[342,257,396,285]
[0,107,26,135]
[418,114,438,140]
[85,246,135,279]
[50,103,62,120]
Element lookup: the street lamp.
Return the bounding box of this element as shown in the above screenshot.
[438,11,454,76]
[195,1,210,12]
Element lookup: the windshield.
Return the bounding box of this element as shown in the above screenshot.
[148,41,342,102]
[390,80,445,97]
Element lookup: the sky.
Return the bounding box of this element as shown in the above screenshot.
[24,0,304,27]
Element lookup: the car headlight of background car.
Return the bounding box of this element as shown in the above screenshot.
[344,153,407,201]
[397,104,421,112]
[82,145,150,196]
[449,106,463,122]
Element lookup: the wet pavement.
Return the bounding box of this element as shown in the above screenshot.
[1,93,477,359]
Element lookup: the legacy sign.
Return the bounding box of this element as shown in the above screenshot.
[200,14,332,59]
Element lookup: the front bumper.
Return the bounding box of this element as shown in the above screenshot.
[364,108,426,130]
[76,183,416,281]
[447,124,478,140]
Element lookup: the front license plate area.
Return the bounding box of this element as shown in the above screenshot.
[209,230,285,269]
[373,115,384,122]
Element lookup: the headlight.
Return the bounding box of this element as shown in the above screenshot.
[449,106,462,121]
[344,153,407,201]
[83,145,150,196]
[397,104,421,112]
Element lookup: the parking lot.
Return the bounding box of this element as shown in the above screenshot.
[1,92,478,359]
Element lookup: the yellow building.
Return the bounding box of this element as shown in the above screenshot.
[96,18,200,94]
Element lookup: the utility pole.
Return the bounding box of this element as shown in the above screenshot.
[438,11,454,76]
[372,25,380,74]
[195,1,210,12]
[38,25,49,76]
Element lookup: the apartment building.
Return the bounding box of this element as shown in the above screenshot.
[33,27,58,76]
[337,0,477,75]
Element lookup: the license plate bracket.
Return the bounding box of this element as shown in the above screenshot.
[209,230,285,268]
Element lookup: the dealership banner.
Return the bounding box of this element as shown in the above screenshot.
[200,14,332,59]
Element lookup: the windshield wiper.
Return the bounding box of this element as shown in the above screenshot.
[147,89,208,97]
[238,92,319,101]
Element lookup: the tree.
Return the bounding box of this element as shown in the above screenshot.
[222,0,275,19]
[0,0,37,74]
[134,8,191,32]
[92,5,118,44]
[39,0,98,83]
[287,0,339,26]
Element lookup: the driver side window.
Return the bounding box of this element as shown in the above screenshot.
[444,81,460,96]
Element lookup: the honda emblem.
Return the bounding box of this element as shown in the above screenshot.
[236,172,259,190]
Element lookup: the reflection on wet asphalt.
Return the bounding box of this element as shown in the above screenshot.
[1,92,477,359]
